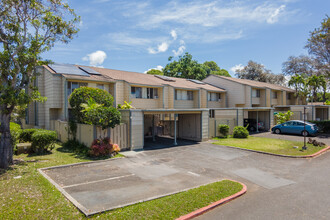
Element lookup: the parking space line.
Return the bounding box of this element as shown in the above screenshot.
[187,171,200,177]
[62,174,135,189]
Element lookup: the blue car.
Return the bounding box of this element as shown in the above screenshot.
[271,120,318,136]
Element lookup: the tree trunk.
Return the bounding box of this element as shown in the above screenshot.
[0,112,12,169]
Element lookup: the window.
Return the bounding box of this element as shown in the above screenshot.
[67,82,87,96]
[272,91,278,99]
[208,93,221,101]
[131,87,142,98]
[175,90,194,100]
[147,88,158,99]
[97,84,104,90]
[187,91,193,100]
[252,89,260,98]
[131,87,158,99]
[209,110,215,118]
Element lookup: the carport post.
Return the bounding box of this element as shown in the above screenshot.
[256,111,259,133]
[152,115,155,142]
[174,114,178,145]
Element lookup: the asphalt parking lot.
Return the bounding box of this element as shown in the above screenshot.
[39,138,330,218]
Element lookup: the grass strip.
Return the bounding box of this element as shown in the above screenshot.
[213,136,326,156]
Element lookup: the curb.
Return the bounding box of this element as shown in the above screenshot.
[215,144,330,159]
[176,180,247,220]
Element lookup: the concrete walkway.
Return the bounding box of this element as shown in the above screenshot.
[41,140,330,218]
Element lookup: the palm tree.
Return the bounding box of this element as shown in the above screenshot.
[307,75,322,102]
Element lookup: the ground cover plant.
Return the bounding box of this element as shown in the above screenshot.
[213,136,326,156]
[0,143,242,219]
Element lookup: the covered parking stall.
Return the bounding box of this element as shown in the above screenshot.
[243,107,273,132]
[122,109,209,150]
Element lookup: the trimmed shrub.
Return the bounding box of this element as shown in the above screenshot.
[18,128,40,143]
[89,137,120,157]
[233,126,249,138]
[218,124,230,138]
[31,130,57,154]
[62,139,89,155]
[309,120,330,134]
[10,122,21,153]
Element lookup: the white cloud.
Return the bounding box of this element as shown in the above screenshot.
[82,50,107,66]
[144,65,163,73]
[267,5,286,24]
[172,45,186,57]
[230,64,244,73]
[170,30,177,40]
[148,42,169,54]
[109,32,152,46]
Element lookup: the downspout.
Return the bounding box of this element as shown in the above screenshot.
[113,83,117,107]
[236,109,239,126]
[162,87,165,108]
[64,79,68,121]
[129,110,132,150]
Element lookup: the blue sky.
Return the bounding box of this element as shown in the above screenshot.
[44,0,330,76]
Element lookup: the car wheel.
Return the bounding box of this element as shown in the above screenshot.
[274,128,281,134]
[249,126,256,132]
[302,130,309,137]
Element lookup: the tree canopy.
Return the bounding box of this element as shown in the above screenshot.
[0,0,80,169]
[282,55,316,76]
[163,53,230,80]
[235,60,285,85]
[146,69,163,75]
[305,15,330,77]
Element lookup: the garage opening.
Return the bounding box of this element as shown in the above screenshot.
[244,110,271,133]
[143,113,201,149]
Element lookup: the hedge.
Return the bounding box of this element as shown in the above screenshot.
[218,124,230,138]
[31,130,57,154]
[18,128,40,143]
[233,126,249,138]
[309,120,330,134]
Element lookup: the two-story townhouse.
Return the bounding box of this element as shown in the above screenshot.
[25,63,226,150]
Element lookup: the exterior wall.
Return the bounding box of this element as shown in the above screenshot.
[130,111,144,150]
[163,86,169,108]
[200,89,207,108]
[201,110,209,141]
[168,86,174,109]
[203,75,245,107]
[175,100,195,109]
[265,89,271,107]
[178,114,201,141]
[115,81,125,105]
[245,86,252,107]
[260,89,266,106]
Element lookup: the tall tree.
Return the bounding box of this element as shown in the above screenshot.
[0,0,80,169]
[235,60,285,85]
[307,75,322,102]
[282,55,316,76]
[288,75,309,105]
[305,15,330,77]
[203,61,231,77]
[163,52,208,80]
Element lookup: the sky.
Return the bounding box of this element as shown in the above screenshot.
[44,0,330,76]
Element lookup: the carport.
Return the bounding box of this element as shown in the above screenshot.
[125,109,209,150]
[243,107,273,132]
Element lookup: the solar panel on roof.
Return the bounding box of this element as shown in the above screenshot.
[154,75,176,82]
[187,79,205,84]
[78,66,101,75]
[48,63,90,77]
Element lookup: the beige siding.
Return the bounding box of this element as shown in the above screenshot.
[115,81,125,105]
[204,75,245,107]
[200,89,207,108]
[245,86,252,107]
[265,88,271,107]
[201,111,209,141]
[131,98,161,109]
[168,86,174,108]
[175,100,195,109]
[260,89,266,106]
[130,111,144,150]
[163,86,169,108]
[178,114,201,141]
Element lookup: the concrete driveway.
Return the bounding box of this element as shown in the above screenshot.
[40,140,330,218]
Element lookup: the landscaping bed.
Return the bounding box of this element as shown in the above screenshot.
[1,144,243,219]
[213,136,327,156]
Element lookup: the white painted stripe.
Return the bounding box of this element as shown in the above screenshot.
[187,171,200,177]
[62,174,135,189]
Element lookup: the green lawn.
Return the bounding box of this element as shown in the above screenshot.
[0,144,242,219]
[213,136,326,156]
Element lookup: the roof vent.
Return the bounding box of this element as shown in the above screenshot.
[154,75,176,82]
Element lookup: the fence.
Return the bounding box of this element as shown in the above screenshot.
[51,120,129,151]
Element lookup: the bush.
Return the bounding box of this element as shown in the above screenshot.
[89,137,120,157]
[31,130,57,154]
[10,122,21,153]
[18,128,40,143]
[62,139,89,155]
[309,120,330,133]
[233,126,249,138]
[218,124,230,138]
